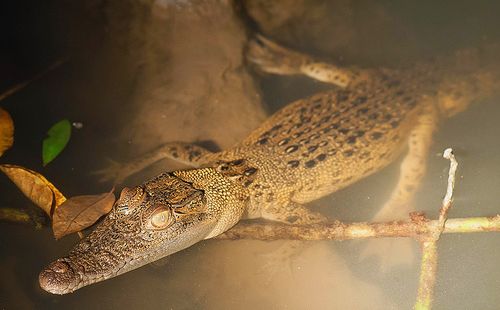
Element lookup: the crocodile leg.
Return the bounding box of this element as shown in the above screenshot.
[246,34,354,88]
[375,103,439,221]
[95,142,218,184]
[261,201,327,225]
[258,202,328,279]
[361,103,439,270]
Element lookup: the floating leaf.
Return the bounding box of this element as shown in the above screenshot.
[0,107,14,156]
[42,119,71,166]
[52,191,115,239]
[0,164,66,216]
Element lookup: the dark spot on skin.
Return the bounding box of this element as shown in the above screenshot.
[390,120,400,128]
[278,138,290,146]
[371,132,383,140]
[327,149,337,156]
[320,116,331,124]
[292,132,303,139]
[355,130,365,137]
[360,151,370,159]
[244,168,257,176]
[243,180,253,187]
[231,159,244,166]
[219,164,229,171]
[271,124,282,132]
[357,108,369,115]
[287,160,300,168]
[387,80,401,88]
[300,116,312,124]
[309,133,320,140]
[257,138,268,145]
[322,127,332,134]
[368,113,379,120]
[343,150,354,157]
[316,154,327,161]
[337,91,350,101]
[172,152,178,158]
[261,130,271,137]
[339,128,349,135]
[307,145,318,153]
[384,114,392,121]
[347,136,357,144]
[305,160,317,168]
[395,90,405,96]
[329,123,340,130]
[312,101,322,110]
[286,216,299,223]
[353,96,367,106]
[285,145,299,153]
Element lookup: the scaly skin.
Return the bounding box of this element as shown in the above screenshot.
[39,37,500,294]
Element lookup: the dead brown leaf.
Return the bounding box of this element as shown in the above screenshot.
[52,191,115,239]
[0,108,14,156]
[0,164,66,216]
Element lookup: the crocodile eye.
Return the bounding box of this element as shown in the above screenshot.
[149,207,173,229]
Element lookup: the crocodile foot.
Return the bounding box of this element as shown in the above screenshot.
[360,200,417,271]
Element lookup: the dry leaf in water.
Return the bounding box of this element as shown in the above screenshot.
[52,191,115,239]
[0,164,66,216]
[0,107,14,156]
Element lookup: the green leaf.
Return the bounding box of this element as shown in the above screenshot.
[42,119,71,166]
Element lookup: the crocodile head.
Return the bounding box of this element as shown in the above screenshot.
[39,168,247,294]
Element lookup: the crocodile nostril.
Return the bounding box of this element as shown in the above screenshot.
[52,261,70,273]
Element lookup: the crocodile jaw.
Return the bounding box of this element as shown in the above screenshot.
[39,213,217,294]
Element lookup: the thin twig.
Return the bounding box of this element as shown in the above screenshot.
[0,57,68,102]
[415,148,458,310]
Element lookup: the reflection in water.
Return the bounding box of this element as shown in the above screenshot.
[1,1,500,309]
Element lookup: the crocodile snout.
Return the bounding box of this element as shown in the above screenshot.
[39,259,81,295]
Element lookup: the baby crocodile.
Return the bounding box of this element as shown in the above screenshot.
[39,35,500,294]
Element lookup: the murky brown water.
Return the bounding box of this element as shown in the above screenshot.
[1,1,499,309]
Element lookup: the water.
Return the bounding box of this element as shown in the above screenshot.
[1,1,500,309]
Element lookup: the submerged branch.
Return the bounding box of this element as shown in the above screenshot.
[415,148,458,310]
[0,208,45,229]
[216,215,500,241]
[0,58,67,102]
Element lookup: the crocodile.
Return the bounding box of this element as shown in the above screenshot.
[39,35,500,294]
